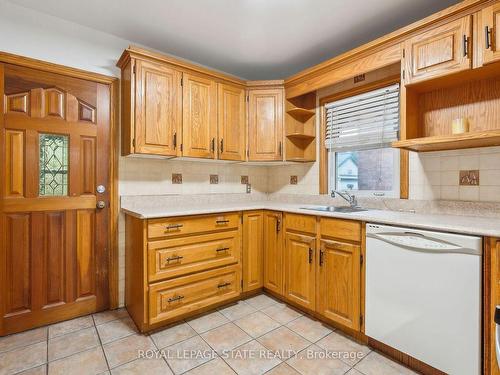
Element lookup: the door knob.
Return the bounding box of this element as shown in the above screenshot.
[96,201,106,209]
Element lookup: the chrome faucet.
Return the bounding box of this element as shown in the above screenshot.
[331,190,358,208]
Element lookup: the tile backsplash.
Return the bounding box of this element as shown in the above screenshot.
[120,157,268,196]
[409,146,500,202]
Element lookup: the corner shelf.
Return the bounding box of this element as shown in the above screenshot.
[284,92,316,162]
[286,107,315,122]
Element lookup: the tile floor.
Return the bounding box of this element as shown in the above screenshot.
[0,293,418,375]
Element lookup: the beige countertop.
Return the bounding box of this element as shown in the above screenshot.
[121,201,500,238]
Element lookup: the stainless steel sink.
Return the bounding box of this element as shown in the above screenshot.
[301,206,369,213]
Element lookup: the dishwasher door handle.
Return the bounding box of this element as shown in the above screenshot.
[495,306,500,369]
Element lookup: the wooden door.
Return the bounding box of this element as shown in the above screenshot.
[263,211,283,295]
[182,73,217,159]
[218,83,245,161]
[248,89,283,161]
[242,211,263,292]
[284,232,315,310]
[317,239,361,330]
[134,59,182,156]
[481,4,500,65]
[404,16,472,84]
[0,64,110,335]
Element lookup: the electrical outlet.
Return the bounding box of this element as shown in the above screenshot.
[246,184,251,194]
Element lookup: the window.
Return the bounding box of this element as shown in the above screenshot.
[39,134,69,196]
[325,83,400,197]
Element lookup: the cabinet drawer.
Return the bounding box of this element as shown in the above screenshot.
[149,265,240,324]
[320,217,361,242]
[285,213,316,234]
[148,231,241,282]
[148,213,240,239]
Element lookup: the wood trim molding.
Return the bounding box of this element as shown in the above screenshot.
[285,0,492,93]
[0,51,120,309]
[318,76,409,198]
[117,46,246,86]
[0,51,117,84]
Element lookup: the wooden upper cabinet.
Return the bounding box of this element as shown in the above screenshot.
[218,84,246,161]
[317,238,361,330]
[182,73,217,159]
[284,232,316,310]
[242,211,264,292]
[132,59,182,156]
[248,88,284,161]
[481,3,500,66]
[404,15,472,85]
[263,211,283,295]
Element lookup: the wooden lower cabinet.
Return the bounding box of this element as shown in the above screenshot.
[317,238,361,330]
[284,228,316,310]
[263,211,284,295]
[125,212,242,332]
[126,210,362,335]
[485,237,500,375]
[242,211,264,292]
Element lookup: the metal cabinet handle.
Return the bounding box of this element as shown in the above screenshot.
[279,141,282,157]
[319,249,325,266]
[216,247,230,252]
[173,132,177,149]
[216,219,230,224]
[220,139,224,153]
[276,218,281,233]
[308,248,313,264]
[168,295,184,303]
[166,255,183,262]
[463,35,469,57]
[211,138,215,153]
[217,282,231,288]
[165,224,183,230]
[486,26,492,50]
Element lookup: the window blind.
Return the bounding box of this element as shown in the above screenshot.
[325,83,400,151]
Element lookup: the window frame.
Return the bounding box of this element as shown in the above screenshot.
[319,77,409,197]
[328,147,401,198]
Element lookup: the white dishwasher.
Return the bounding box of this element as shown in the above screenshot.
[365,223,482,375]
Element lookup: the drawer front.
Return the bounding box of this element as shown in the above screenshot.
[148,231,241,282]
[320,217,361,242]
[148,212,240,239]
[149,265,240,324]
[285,213,316,234]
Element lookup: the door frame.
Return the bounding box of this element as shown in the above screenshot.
[0,51,120,309]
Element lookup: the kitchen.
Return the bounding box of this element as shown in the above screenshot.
[1,0,500,374]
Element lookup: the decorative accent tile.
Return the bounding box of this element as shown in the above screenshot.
[210,174,219,184]
[459,170,479,186]
[172,173,182,184]
[290,176,298,185]
[241,175,249,184]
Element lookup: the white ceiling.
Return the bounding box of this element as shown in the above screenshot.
[9,0,460,80]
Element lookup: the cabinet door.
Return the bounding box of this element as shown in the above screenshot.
[404,16,472,85]
[481,3,500,65]
[248,89,283,161]
[242,211,263,292]
[218,83,246,161]
[263,211,283,295]
[284,232,315,310]
[317,239,361,330]
[182,73,217,158]
[135,59,182,156]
